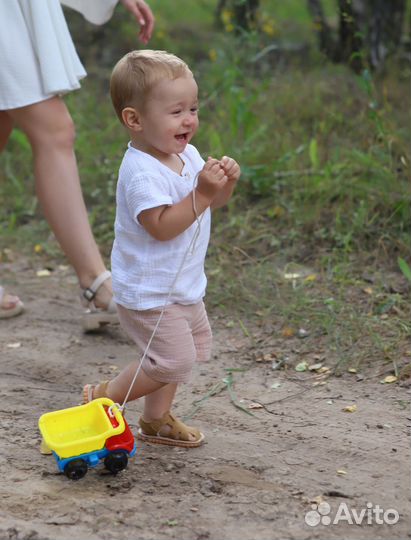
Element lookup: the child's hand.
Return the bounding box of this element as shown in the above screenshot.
[196,158,228,201]
[220,156,241,183]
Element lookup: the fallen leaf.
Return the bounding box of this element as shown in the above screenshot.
[256,352,277,362]
[270,382,282,389]
[311,495,324,505]
[267,205,285,218]
[348,368,357,373]
[7,342,21,349]
[36,269,51,277]
[308,362,323,371]
[1,248,14,262]
[337,469,347,476]
[363,287,373,295]
[34,244,43,254]
[282,326,296,338]
[295,361,308,372]
[284,272,302,280]
[248,402,264,409]
[381,375,398,384]
[342,404,357,413]
[304,274,317,282]
[317,366,331,373]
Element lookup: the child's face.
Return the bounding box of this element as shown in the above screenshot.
[137,74,199,158]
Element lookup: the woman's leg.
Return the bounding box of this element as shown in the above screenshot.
[0,111,24,315]
[7,97,111,307]
[0,111,13,152]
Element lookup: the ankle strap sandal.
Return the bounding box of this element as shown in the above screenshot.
[81,271,118,332]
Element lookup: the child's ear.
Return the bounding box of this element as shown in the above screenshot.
[122,107,142,131]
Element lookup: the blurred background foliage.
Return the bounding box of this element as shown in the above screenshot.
[2,0,409,258]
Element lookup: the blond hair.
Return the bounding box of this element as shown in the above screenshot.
[110,50,192,123]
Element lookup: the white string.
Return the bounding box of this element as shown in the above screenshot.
[117,172,203,413]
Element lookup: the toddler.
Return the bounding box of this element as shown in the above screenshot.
[83,50,241,447]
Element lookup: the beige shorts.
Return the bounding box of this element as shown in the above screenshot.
[117,301,212,384]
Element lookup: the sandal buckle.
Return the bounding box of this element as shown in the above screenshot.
[83,288,96,301]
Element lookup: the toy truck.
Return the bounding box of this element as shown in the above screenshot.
[39,397,136,480]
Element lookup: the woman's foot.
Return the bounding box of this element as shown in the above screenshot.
[0,286,24,319]
[80,271,119,332]
[137,411,204,448]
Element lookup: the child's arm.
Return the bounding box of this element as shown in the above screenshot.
[211,156,241,210]
[139,159,227,241]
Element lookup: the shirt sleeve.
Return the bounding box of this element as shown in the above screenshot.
[125,172,173,224]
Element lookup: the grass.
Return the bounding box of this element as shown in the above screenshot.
[0,0,410,372]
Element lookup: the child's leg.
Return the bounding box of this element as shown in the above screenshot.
[86,304,205,447]
[87,374,203,446]
[143,383,177,421]
[87,361,165,403]
[141,384,201,444]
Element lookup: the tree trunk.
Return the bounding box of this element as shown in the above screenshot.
[307,0,407,71]
[307,0,335,58]
[366,0,406,68]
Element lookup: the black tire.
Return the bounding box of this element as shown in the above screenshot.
[64,459,88,480]
[104,451,128,474]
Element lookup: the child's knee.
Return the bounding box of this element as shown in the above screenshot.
[143,350,196,384]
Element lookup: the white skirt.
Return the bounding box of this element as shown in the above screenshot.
[0,0,87,110]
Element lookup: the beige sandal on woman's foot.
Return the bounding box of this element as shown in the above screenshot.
[137,411,204,448]
[0,286,24,319]
[81,271,119,332]
[82,381,109,404]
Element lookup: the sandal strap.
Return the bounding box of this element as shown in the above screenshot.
[139,411,201,442]
[83,380,109,404]
[82,270,112,302]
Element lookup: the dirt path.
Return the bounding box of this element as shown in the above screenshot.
[0,261,410,540]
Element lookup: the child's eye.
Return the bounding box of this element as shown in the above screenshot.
[171,110,182,115]
[190,107,199,113]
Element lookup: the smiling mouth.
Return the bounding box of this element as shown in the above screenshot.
[175,133,189,142]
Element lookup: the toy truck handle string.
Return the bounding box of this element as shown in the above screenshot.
[109,172,204,418]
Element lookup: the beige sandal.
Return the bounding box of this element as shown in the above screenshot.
[137,411,204,448]
[81,271,119,332]
[82,381,109,404]
[0,286,24,319]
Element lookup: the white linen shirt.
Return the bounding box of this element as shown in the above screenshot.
[111,144,211,310]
